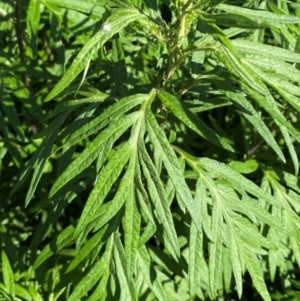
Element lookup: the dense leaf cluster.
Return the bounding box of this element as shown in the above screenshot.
[1,0,300,300]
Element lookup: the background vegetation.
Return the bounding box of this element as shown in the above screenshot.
[1,0,300,300]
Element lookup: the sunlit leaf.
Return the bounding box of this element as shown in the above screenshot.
[114,234,137,301]
[218,4,300,25]
[45,8,147,101]
[1,251,15,297]
[26,0,41,57]
[50,111,141,197]
[146,110,202,232]
[158,90,234,151]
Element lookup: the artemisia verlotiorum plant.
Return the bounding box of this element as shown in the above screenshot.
[2,0,300,300]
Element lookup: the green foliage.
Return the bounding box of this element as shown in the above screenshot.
[2,0,300,300]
